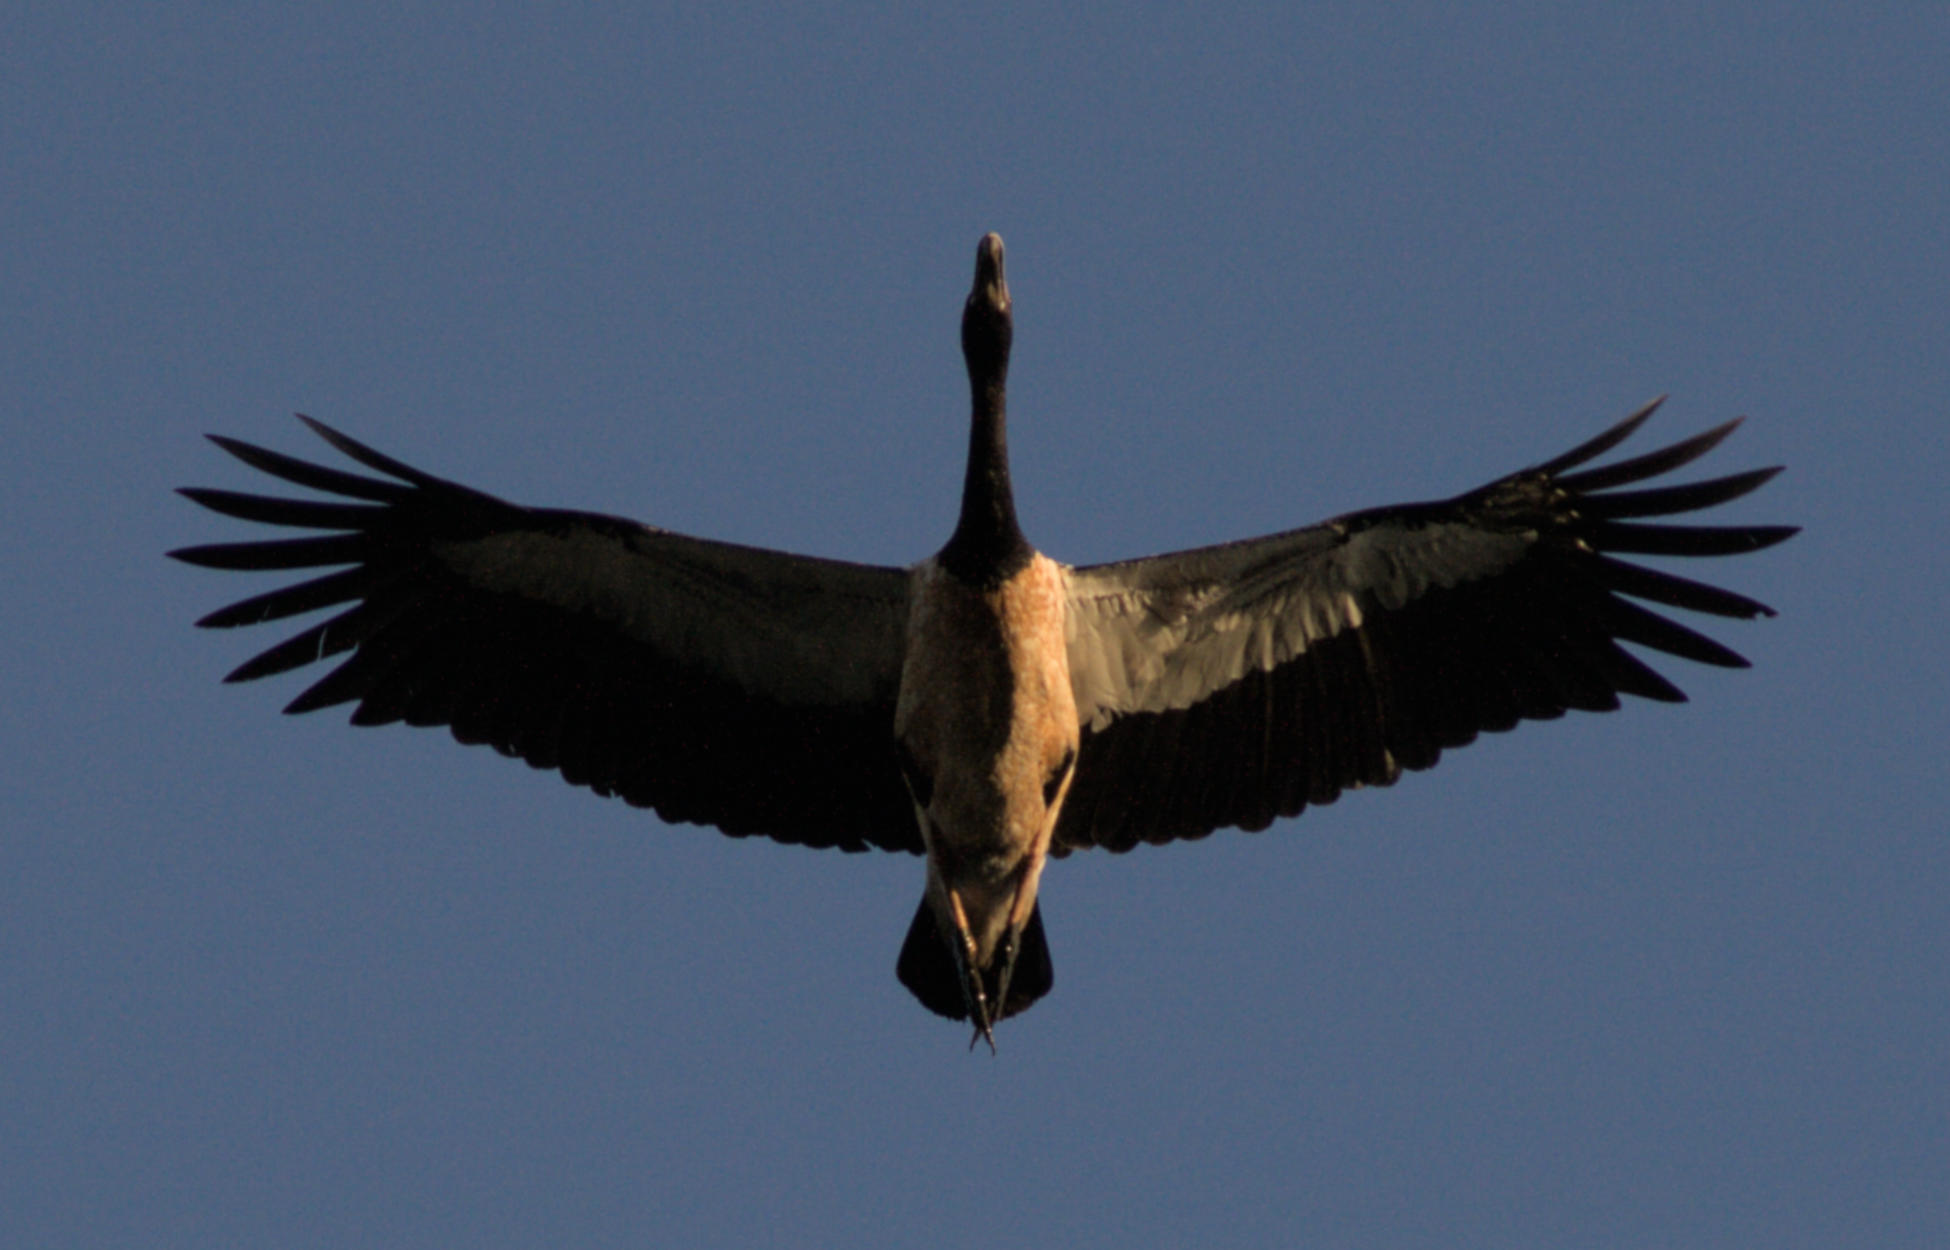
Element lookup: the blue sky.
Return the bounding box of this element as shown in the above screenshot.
[5,4,1944,1246]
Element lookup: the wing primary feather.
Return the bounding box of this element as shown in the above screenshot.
[287,612,439,717]
[205,435,409,502]
[175,488,386,531]
[1599,596,1752,668]
[1576,467,1784,519]
[169,534,370,572]
[195,566,378,628]
[297,416,461,491]
[1589,520,1799,557]
[1587,555,1776,619]
[222,607,363,683]
[1555,419,1743,492]
[1595,642,1689,703]
[1528,395,1665,475]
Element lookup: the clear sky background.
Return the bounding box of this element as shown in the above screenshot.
[5,5,1944,1247]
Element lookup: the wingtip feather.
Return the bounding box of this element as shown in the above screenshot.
[1558,418,1748,493]
[1532,395,1667,476]
[297,413,443,487]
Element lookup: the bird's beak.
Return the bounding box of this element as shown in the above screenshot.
[970,232,1010,316]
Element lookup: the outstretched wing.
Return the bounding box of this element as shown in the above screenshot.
[173,418,921,853]
[1056,399,1795,853]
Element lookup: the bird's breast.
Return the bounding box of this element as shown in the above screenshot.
[896,554,1078,879]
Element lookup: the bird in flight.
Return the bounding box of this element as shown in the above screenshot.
[175,233,1794,1048]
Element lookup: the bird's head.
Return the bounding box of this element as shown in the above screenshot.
[961,232,1012,402]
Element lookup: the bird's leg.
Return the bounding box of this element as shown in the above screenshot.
[990,860,1042,1031]
[948,889,997,1053]
[991,928,1019,1028]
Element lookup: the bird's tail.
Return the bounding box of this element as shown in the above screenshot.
[896,897,1053,1023]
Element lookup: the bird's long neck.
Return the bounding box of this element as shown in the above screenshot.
[942,371,1028,584]
[940,233,1030,587]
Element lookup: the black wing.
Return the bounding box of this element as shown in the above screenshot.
[173,418,921,853]
[1057,399,1795,852]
